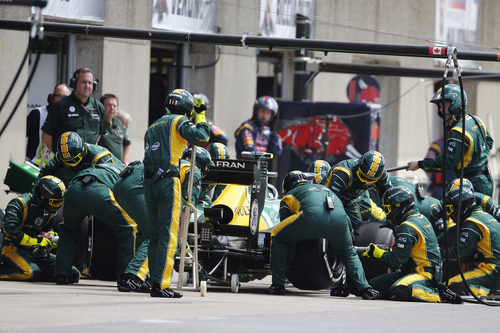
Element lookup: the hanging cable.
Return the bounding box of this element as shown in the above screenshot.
[0,44,30,114]
[0,47,42,137]
[0,4,45,137]
[440,49,453,287]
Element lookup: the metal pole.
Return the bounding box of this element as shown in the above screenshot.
[293,14,311,101]
[177,147,198,291]
[1,20,500,62]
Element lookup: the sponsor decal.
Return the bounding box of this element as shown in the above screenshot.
[213,160,247,169]
[151,142,160,151]
[249,199,259,235]
[34,217,43,227]
[69,106,76,112]
[68,113,80,118]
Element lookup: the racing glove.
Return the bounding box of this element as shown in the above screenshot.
[19,234,53,248]
[193,98,207,124]
[362,243,387,259]
[40,231,59,248]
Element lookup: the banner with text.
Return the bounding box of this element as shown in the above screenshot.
[259,0,316,38]
[152,0,217,33]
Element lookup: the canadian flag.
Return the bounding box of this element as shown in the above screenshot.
[430,47,444,55]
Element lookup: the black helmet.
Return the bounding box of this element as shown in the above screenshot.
[207,142,229,160]
[193,92,210,109]
[253,96,278,126]
[186,146,212,177]
[382,186,415,228]
[308,160,331,184]
[34,176,66,213]
[165,89,194,116]
[282,170,308,194]
[57,131,87,167]
[445,186,476,224]
[430,84,467,123]
[357,150,385,184]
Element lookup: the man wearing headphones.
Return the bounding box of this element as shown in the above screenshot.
[26,84,70,167]
[42,68,105,152]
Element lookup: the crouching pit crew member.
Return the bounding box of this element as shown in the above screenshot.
[364,186,462,303]
[267,171,379,300]
[55,164,137,284]
[443,185,500,296]
[0,176,79,282]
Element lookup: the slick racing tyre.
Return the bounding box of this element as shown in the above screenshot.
[286,238,343,290]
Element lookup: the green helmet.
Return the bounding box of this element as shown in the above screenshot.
[382,186,415,228]
[430,84,467,122]
[357,150,385,184]
[186,146,212,177]
[445,186,476,224]
[207,142,230,160]
[34,176,66,213]
[57,131,87,167]
[165,89,194,116]
[308,160,331,184]
[448,178,474,193]
[282,170,308,194]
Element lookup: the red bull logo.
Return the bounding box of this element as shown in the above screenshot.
[278,115,354,159]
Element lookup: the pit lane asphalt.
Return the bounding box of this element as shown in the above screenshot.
[0,275,497,333]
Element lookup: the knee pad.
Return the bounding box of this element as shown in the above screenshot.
[389,285,412,301]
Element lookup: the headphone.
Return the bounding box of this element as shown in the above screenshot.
[47,93,55,104]
[69,68,99,91]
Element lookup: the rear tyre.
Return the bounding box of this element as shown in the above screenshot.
[286,238,343,290]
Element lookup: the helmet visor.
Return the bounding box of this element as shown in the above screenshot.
[356,168,378,184]
[48,198,63,209]
[383,204,391,215]
[446,204,454,217]
[61,153,83,167]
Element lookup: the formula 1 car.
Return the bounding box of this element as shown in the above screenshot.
[180,152,394,293]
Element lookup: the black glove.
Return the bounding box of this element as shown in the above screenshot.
[361,287,380,300]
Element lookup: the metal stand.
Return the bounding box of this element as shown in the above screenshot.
[177,147,204,295]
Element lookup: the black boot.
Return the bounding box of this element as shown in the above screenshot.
[150,283,183,298]
[55,275,77,285]
[266,284,286,295]
[438,284,463,304]
[117,273,151,293]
